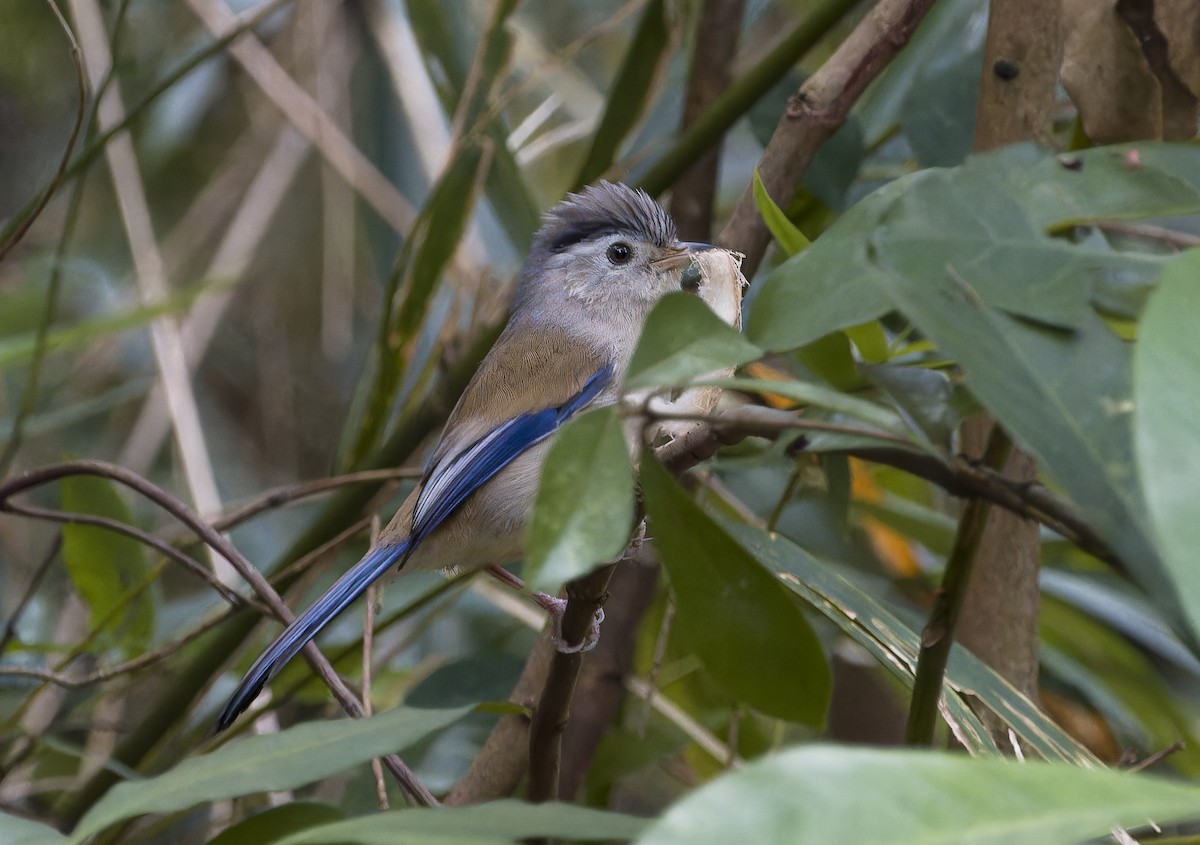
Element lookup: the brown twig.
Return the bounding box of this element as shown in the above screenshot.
[670,0,747,241]
[207,468,421,533]
[717,0,939,278]
[558,559,659,799]
[1091,221,1200,251]
[640,405,1126,572]
[0,501,251,611]
[444,630,556,804]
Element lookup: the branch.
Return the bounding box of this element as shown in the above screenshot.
[642,405,1126,572]
[0,0,87,263]
[527,561,621,803]
[670,0,747,241]
[0,460,437,806]
[716,0,939,277]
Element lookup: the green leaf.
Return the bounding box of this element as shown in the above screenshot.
[574,0,669,187]
[703,376,915,441]
[274,800,646,845]
[749,143,1200,637]
[746,143,1199,350]
[0,813,65,845]
[525,407,636,590]
[204,802,344,845]
[1135,249,1200,643]
[68,706,472,843]
[727,521,1097,763]
[625,292,762,390]
[843,320,889,363]
[636,746,1200,845]
[641,455,831,725]
[745,177,902,351]
[752,169,811,256]
[60,474,153,654]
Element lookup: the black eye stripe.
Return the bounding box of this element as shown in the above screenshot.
[548,224,619,253]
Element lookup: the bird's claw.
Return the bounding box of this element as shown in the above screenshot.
[533,592,604,654]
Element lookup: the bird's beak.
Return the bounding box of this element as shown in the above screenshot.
[651,241,711,271]
[652,241,711,291]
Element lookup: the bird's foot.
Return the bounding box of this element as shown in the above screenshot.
[532,592,604,654]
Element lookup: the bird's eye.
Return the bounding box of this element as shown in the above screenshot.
[606,242,633,265]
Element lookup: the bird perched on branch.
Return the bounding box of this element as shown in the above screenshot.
[216,182,705,731]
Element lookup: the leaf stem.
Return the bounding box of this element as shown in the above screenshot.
[904,427,1013,746]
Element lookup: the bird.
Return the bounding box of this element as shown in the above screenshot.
[215,182,705,731]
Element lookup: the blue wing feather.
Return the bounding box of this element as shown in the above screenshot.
[214,542,408,731]
[215,363,613,731]
[411,363,613,543]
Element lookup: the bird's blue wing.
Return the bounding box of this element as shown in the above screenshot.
[215,363,613,732]
[411,363,613,543]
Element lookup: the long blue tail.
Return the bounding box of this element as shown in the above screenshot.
[214,542,409,732]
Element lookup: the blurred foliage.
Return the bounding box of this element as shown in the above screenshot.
[2,1,1200,844]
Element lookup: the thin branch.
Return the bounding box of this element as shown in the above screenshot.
[0,501,250,611]
[905,427,1012,745]
[0,536,61,657]
[0,460,438,805]
[640,404,1126,572]
[207,468,421,533]
[0,1,89,476]
[716,0,939,278]
[70,0,227,578]
[1092,220,1200,250]
[0,0,87,262]
[0,0,296,248]
[0,613,227,689]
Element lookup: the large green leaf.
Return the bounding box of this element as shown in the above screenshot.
[751,143,1200,641]
[524,406,636,590]
[747,143,1200,349]
[625,293,762,390]
[273,800,646,845]
[68,706,472,844]
[641,456,831,726]
[636,746,1200,845]
[1135,249,1200,646]
[0,814,65,845]
[726,522,1097,763]
[204,802,344,845]
[60,474,153,654]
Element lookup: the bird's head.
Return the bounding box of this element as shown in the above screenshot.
[519,182,706,310]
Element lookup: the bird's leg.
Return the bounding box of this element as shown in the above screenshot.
[484,566,605,654]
